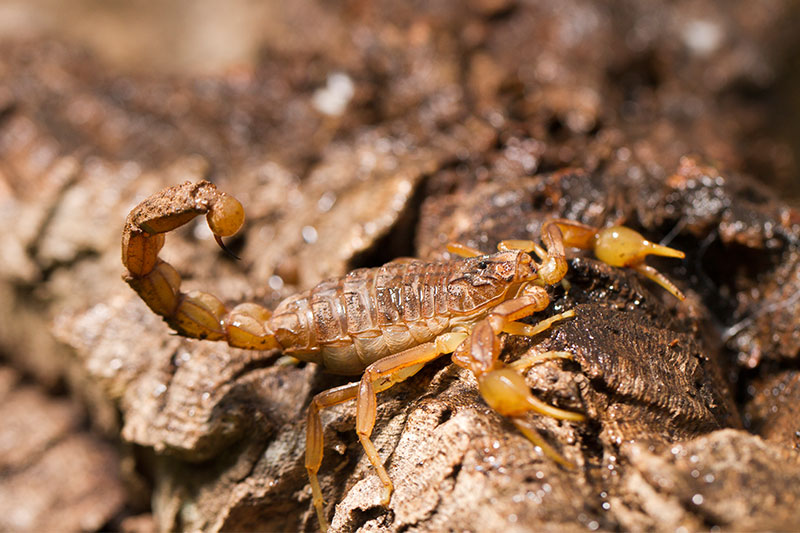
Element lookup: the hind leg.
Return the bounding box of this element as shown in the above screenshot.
[354,332,468,505]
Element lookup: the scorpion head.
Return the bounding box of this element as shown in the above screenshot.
[457,251,540,291]
[447,251,548,314]
[464,251,529,284]
[513,251,539,282]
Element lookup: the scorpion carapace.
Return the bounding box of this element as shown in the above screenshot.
[121,180,685,532]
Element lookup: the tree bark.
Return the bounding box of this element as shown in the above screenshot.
[1,2,799,531]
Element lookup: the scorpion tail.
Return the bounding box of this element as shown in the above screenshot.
[122,181,281,350]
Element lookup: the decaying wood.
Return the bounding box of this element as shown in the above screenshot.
[1,1,800,531]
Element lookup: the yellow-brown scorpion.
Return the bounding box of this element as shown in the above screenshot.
[122,180,685,531]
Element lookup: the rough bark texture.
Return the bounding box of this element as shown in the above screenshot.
[1,1,799,532]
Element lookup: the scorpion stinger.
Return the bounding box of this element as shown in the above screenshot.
[214,234,241,261]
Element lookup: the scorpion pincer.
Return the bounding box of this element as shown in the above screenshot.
[121,180,685,531]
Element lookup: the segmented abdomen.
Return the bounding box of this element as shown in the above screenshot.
[268,256,509,375]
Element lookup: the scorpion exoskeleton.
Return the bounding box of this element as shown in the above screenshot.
[121,180,685,531]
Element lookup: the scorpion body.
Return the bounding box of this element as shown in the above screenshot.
[121,180,685,531]
[258,251,542,375]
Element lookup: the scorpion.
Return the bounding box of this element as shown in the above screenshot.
[122,180,685,531]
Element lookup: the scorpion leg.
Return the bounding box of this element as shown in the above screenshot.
[122,181,281,350]
[449,224,568,288]
[451,285,583,466]
[446,242,484,258]
[508,350,575,372]
[494,223,568,285]
[546,219,686,300]
[497,238,545,259]
[306,382,360,533]
[355,331,469,505]
[305,335,464,532]
[305,346,458,532]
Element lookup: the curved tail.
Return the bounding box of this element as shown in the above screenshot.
[122,180,280,350]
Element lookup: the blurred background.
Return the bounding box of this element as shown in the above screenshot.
[1,0,798,196]
[1,0,284,74]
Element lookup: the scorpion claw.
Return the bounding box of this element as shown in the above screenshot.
[593,226,685,266]
[645,241,685,260]
[548,220,686,300]
[633,264,686,301]
[593,226,685,300]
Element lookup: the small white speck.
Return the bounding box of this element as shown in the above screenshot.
[193,220,213,240]
[153,383,167,397]
[317,191,336,212]
[588,520,599,530]
[488,112,504,128]
[268,275,284,291]
[359,151,377,172]
[363,222,378,236]
[312,72,355,116]
[302,226,318,244]
[692,493,704,505]
[682,20,723,56]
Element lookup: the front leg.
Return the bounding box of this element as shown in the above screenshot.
[451,285,583,466]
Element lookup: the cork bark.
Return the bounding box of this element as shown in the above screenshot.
[1,1,799,531]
